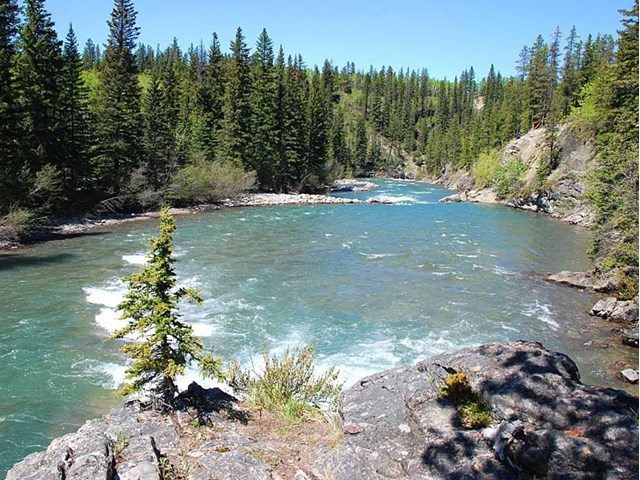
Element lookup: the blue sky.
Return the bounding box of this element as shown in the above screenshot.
[45,0,629,79]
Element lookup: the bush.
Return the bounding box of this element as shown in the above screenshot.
[170,158,256,204]
[227,345,343,424]
[438,372,492,429]
[472,149,500,189]
[493,157,526,198]
[0,208,35,242]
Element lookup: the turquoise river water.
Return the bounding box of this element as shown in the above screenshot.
[0,179,637,476]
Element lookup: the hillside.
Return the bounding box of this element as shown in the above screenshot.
[436,124,595,227]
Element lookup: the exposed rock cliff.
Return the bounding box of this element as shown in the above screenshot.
[8,342,638,480]
[438,125,596,227]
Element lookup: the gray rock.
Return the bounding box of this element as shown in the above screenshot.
[620,369,639,384]
[116,435,160,480]
[322,341,639,480]
[6,419,114,480]
[590,297,618,318]
[188,450,271,480]
[609,301,639,324]
[548,270,594,289]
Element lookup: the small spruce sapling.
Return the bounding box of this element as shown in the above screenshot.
[112,207,222,408]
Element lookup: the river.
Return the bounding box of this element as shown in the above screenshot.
[0,179,636,476]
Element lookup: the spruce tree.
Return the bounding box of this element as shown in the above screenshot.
[142,72,172,189]
[195,32,224,159]
[222,27,251,167]
[283,54,309,191]
[0,0,23,211]
[15,0,65,176]
[306,66,330,188]
[60,24,93,201]
[249,28,278,190]
[274,46,287,191]
[94,0,142,196]
[113,207,222,408]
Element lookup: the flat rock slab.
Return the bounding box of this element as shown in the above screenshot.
[322,341,639,480]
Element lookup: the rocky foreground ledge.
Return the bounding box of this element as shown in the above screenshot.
[8,341,639,480]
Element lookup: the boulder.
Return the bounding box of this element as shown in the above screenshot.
[609,301,639,323]
[619,369,639,385]
[321,341,639,480]
[547,270,594,289]
[590,297,618,318]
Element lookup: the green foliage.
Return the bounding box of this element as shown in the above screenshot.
[227,345,343,424]
[170,158,256,204]
[472,149,500,188]
[29,164,65,213]
[0,208,35,242]
[493,157,526,199]
[94,0,143,195]
[112,208,223,408]
[582,1,639,299]
[438,372,492,429]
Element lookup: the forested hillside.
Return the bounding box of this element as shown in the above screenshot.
[0,0,637,296]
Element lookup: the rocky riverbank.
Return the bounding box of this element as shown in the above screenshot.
[0,192,361,252]
[7,341,638,480]
[436,125,595,227]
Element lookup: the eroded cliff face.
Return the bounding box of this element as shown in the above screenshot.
[8,342,639,480]
[438,125,596,227]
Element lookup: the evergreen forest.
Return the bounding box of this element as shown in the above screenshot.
[0,0,637,296]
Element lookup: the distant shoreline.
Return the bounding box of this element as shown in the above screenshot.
[0,192,363,253]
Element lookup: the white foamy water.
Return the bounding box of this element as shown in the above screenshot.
[358,252,396,260]
[521,300,559,330]
[368,195,417,204]
[122,254,147,265]
[84,283,125,309]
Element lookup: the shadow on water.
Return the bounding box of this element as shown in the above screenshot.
[0,252,76,271]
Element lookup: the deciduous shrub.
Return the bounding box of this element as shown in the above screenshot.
[170,158,256,204]
[227,345,342,424]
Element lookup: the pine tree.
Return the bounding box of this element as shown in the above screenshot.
[15,0,65,176]
[194,32,224,159]
[282,54,309,191]
[113,207,222,408]
[0,0,23,211]
[142,72,172,189]
[222,27,251,167]
[306,66,330,188]
[587,0,639,298]
[249,28,278,190]
[60,24,93,201]
[274,46,287,191]
[94,0,142,196]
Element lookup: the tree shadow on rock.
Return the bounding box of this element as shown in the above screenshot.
[176,382,249,425]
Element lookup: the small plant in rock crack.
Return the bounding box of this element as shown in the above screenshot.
[438,372,493,429]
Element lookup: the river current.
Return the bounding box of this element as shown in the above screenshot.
[0,179,636,475]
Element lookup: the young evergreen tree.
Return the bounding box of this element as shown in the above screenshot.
[94,0,142,196]
[0,0,23,211]
[60,24,93,202]
[113,207,222,408]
